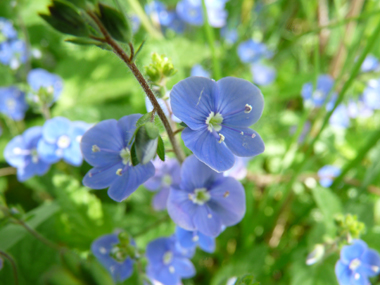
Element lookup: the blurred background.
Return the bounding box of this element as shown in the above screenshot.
[0,0,380,284]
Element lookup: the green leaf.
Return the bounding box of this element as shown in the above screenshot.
[130,141,139,166]
[179,122,188,128]
[41,0,89,37]
[133,39,146,61]
[65,37,102,46]
[157,136,165,161]
[135,125,158,165]
[234,274,260,285]
[98,3,132,43]
[145,122,159,140]
[0,202,59,251]
[135,112,153,128]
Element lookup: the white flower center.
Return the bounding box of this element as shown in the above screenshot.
[31,148,39,164]
[119,147,131,165]
[163,251,173,265]
[57,135,71,149]
[313,90,325,100]
[349,258,361,271]
[189,188,211,205]
[162,174,172,185]
[6,99,16,110]
[205,112,223,132]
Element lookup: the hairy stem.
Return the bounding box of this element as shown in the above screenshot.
[88,11,185,163]
[0,251,18,285]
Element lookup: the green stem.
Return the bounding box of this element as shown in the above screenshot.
[0,251,18,285]
[201,0,221,80]
[127,0,163,39]
[332,129,380,188]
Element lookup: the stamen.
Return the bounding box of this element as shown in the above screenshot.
[207,214,212,219]
[240,131,244,135]
[251,133,256,138]
[223,191,230,198]
[169,266,175,273]
[116,169,123,176]
[244,104,252,113]
[218,133,225,143]
[92,145,100,152]
[99,247,107,254]
[221,125,257,139]
[192,235,199,242]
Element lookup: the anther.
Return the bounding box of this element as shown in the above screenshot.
[244,104,253,113]
[223,191,230,198]
[218,133,225,143]
[92,145,100,152]
[240,132,244,135]
[251,133,256,138]
[207,214,212,219]
[116,169,123,176]
[169,266,175,273]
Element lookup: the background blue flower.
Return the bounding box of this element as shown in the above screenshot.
[363,79,380,110]
[175,226,215,253]
[144,157,181,211]
[335,240,380,285]
[146,236,195,285]
[0,86,28,121]
[80,114,155,202]
[171,76,265,172]
[190,64,210,78]
[167,155,246,237]
[360,55,379,72]
[91,233,135,282]
[37,117,89,166]
[329,104,350,129]
[302,74,335,107]
[250,62,276,86]
[4,127,50,181]
[318,165,341,187]
[237,39,272,63]
[145,1,174,27]
[0,17,18,40]
[27,68,63,105]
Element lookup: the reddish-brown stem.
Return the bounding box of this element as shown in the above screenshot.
[88,11,185,163]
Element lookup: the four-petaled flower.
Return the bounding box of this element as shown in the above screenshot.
[175,226,215,253]
[37,117,90,166]
[91,233,135,282]
[144,157,181,210]
[237,39,272,63]
[301,74,334,107]
[167,155,246,237]
[0,86,28,121]
[335,240,380,285]
[4,127,50,181]
[81,114,155,202]
[146,236,195,285]
[171,76,265,172]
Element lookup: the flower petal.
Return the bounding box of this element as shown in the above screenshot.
[37,139,61,164]
[117,114,141,144]
[107,163,155,202]
[335,260,352,285]
[217,77,264,127]
[63,142,83,166]
[341,240,368,265]
[192,205,222,237]
[172,257,195,278]
[358,249,380,277]
[175,227,197,250]
[152,187,170,211]
[198,233,215,253]
[80,119,123,168]
[221,126,265,157]
[179,155,222,192]
[42,117,71,143]
[83,163,124,189]
[167,187,197,231]
[146,237,170,264]
[208,177,246,226]
[171,77,218,130]
[4,135,27,167]
[182,128,235,172]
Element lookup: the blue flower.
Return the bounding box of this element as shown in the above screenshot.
[130,15,141,34]
[91,233,135,282]
[0,17,18,40]
[329,104,350,129]
[363,79,380,110]
[190,64,210,78]
[0,86,28,121]
[175,226,215,253]
[37,117,90,166]
[335,240,380,285]
[0,39,28,69]
[166,12,186,34]
[80,115,155,202]
[167,155,246,237]
[171,76,265,172]
[4,127,51,182]
[145,157,181,211]
[27,68,63,106]
[145,1,174,26]
[220,26,238,45]
[361,55,379,73]
[146,236,195,285]
[318,165,341,187]
[176,0,228,28]
[250,62,276,86]
[301,74,334,107]
[224,156,251,180]
[237,39,272,63]
[347,99,373,119]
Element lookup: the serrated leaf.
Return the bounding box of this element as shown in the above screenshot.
[98,3,132,43]
[157,136,165,161]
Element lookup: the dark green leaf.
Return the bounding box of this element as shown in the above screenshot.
[98,3,132,43]
[135,125,158,164]
[157,136,165,161]
[234,274,260,285]
[145,122,159,140]
[130,141,139,166]
[179,122,188,128]
[65,37,101,46]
